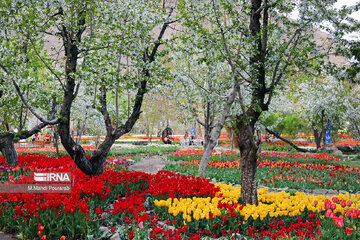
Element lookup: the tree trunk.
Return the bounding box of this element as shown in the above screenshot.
[53,126,59,155]
[0,119,52,166]
[77,109,88,145]
[313,127,321,150]
[198,128,220,177]
[198,86,238,176]
[236,123,258,205]
[0,133,18,166]
[224,125,240,148]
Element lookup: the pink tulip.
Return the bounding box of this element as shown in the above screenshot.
[333,216,344,228]
[325,209,335,218]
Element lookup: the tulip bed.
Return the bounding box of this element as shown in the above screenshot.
[168,150,340,165]
[1,151,360,239]
[165,150,360,192]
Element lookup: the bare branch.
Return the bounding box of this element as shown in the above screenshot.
[266,34,301,105]
[28,37,66,91]
[197,119,205,127]
[184,72,227,99]
[99,86,114,135]
[115,53,122,132]
[212,0,257,150]
[211,0,248,83]
[265,128,309,152]
[224,118,236,123]
[0,62,8,73]
[16,98,58,139]
[270,19,312,87]
[149,8,179,62]
[12,79,60,125]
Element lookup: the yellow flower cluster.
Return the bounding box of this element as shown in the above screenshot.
[155,183,239,223]
[155,182,360,224]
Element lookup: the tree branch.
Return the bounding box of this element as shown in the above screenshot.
[99,86,114,135]
[255,0,279,14]
[0,62,9,73]
[28,35,66,91]
[265,128,309,152]
[12,79,60,125]
[16,97,58,139]
[197,119,205,127]
[211,0,248,83]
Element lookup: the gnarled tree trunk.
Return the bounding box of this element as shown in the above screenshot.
[0,133,17,166]
[57,11,172,176]
[0,116,55,166]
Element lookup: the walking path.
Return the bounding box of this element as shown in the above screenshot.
[0,232,21,240]
[129,155,174,174]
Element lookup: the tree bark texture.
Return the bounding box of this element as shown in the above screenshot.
[237,124,258,205]
[0,133,18,166]
[313,127,321,150]
[0,119,54,166]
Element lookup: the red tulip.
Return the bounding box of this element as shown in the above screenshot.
[129,230,134,239]
[346,227,354,236]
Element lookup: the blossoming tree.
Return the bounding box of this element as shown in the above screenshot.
[177,0,358,204]
[0,0,178,174]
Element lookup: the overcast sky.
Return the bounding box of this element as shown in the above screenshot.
[292,0,360,20]
[334,0,360,20]
[290,0,359,39]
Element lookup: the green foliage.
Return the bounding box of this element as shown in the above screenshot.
[277,116,305,137]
